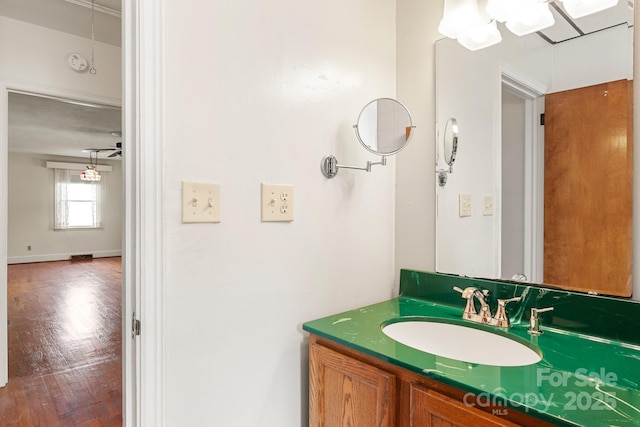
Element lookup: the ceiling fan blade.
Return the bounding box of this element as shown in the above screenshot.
[108,152,118,157]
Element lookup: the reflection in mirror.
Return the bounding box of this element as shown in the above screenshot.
[321,98,415,179]
[434,3,633,297]
[355,98,413,155]
[443,118,458,167]
[436,117,459,187]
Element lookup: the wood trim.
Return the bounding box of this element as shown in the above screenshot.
[45,161,114,172]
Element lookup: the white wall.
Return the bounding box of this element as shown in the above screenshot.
[162,1,396,425]
[0,16,121,100]
[395,0,442,284]
[7,153,122,263]
[433,24,632,278]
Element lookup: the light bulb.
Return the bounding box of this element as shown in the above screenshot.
[560,0,619,19]
[506,1,555,36]
[439,0,485,39]
[458,20,502,51]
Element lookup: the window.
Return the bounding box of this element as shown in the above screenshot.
[54,169,104,229]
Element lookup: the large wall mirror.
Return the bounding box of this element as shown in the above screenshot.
[435,1,633,297]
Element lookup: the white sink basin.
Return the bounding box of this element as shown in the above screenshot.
[382,320,541,367]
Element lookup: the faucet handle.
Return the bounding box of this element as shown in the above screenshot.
[453,286,477,299]
[491,297,522,328]
[453,286,478,315]
[497,296,522,306]
[528,307,554,335]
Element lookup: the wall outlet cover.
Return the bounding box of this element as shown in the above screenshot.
[261,183,294,222]
[459,194,472,217]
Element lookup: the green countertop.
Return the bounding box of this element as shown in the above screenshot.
[303,272,640,427]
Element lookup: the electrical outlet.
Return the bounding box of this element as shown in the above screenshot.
[182,181,221,223]
[262,183,294,222]
[459,194,472,217]
[483,196,494,216]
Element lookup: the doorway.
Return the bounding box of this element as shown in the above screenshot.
[499,68,546,284]
[0,84,126,422]
[1,89,124,423]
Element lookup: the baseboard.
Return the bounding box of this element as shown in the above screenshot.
[7,250,122,264]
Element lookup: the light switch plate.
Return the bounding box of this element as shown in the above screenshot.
[459,193,472,217]
[261,183,294,222]
[182,181,221,223]
[483,196,494,216]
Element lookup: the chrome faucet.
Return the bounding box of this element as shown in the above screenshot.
[454,286,521,328]
[528,307,554,335]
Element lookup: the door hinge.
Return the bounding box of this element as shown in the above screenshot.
[132,312,141,338]
[540,113,545,125]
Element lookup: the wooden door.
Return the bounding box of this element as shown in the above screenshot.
[544,79,633,296]
[309,343,396,427]
[409,384,518,427]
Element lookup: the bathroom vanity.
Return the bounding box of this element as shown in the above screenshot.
[303,270,640,426]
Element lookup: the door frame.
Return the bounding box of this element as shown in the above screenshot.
[499,63,547,283]
[123,0,165,425]
[0,0,165,425]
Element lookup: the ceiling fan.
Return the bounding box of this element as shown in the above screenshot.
[107,142,122,157]
[82,141,122,158]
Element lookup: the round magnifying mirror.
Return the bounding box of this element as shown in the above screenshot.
[443,117,458,167]
[354,98,414,156]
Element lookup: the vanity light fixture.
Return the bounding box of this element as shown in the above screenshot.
[440,0,618,51]
[457,20,503,51]
[503,0,555,36]
[439,0,503,50]
[557,0,619,19]
[438,0,485,39]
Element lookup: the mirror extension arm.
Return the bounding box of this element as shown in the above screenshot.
[320,154,387,179]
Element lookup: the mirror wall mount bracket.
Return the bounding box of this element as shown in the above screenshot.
[321,154,387,179]
[436,117,459,187]
[321,98,415,179]
[436,167,452,187]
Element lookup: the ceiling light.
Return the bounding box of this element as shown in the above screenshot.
[458,20,503,50]
[558,0,619,19]
[81,166,101,182]
[439,0,485,39]
[81,150,102,182]
[486,0,526,22]
[505,0,555,36]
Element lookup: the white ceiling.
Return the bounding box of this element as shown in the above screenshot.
[2,0,122,160]
[9,92,121,159]
[0,0,121,46]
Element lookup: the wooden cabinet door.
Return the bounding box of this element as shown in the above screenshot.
[409,384,519,427]
[544,79,632,296]
[309,343,396,427]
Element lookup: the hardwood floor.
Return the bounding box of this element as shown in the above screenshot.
[0,257,122,426]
